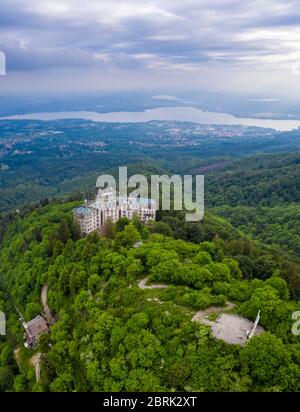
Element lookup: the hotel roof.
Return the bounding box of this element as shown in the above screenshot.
[74,206,93,216]
[91,196,157,209]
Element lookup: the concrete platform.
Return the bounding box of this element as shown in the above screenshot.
[211,313,264,345]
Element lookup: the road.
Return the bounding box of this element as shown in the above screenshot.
[30,353,41,383]
[138,277,168,289]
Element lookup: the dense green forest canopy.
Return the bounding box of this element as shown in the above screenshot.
[213,204,300,257]
[205,152,300,207]
[0,202,299,392]
[203,152,300,258]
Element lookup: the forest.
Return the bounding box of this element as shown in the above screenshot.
[0,119,300,393]
[0,201,299,392]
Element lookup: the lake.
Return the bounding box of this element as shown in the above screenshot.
[1,106,300,131]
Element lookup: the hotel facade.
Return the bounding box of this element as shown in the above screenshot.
[74,187,157,235]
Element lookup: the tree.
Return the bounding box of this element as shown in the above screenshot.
[115,217,130,232]
[88,274,101,294]
[115,223,141,248]
[102,218,115,239]
[222,258,243,280]
[12,375,28,392]
[165,361,191,388]
[206,263,231,283]
[58,219,71,244]
[150,222,173,237]
[0,365,14,391]
[125,369,163,391]
[47,230,60,256]
[25,302,42,321]
[235,255,255,279]
[265,274,289,300]
[125,257,143,278]
[193,251,213,266]
[150,259,180,283]
[70,219,82,241]
[198,241,217,257]
[0,343,13,366]
[173,264,212,287]
[240,333,291,388]
[239,286,283,329]
[253,255,277,280]
[50,370,74,392]
[32,227,43,242]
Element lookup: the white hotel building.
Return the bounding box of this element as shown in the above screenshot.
[74,187,157,235]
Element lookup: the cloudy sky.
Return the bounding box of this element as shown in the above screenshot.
[1,0,300,96]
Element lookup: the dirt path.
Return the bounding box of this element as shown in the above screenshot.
[41,284,54,324]
[138,277,168,289]
[14,347,21,368]
[192,301,236,326]
[30,353,41,383]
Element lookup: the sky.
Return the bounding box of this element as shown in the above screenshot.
[1,0,300,96]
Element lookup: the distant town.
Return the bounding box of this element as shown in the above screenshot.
[0,121,276,160]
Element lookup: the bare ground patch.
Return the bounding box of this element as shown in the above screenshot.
[192,301,236,326]
[192,303,264,345]
[30,352,41,382]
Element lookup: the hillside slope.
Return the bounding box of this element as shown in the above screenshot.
[0,203,299,392]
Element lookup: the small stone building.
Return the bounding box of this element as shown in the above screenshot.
[23,315,49,348]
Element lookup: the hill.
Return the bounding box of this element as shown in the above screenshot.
[205,152,300,207]
[196,152,300,257]
[0,202,299,392]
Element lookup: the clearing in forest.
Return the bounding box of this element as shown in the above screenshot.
[192,303,264,345]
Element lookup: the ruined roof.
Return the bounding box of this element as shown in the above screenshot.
[24,315,48,338]
[74,206,93,217]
